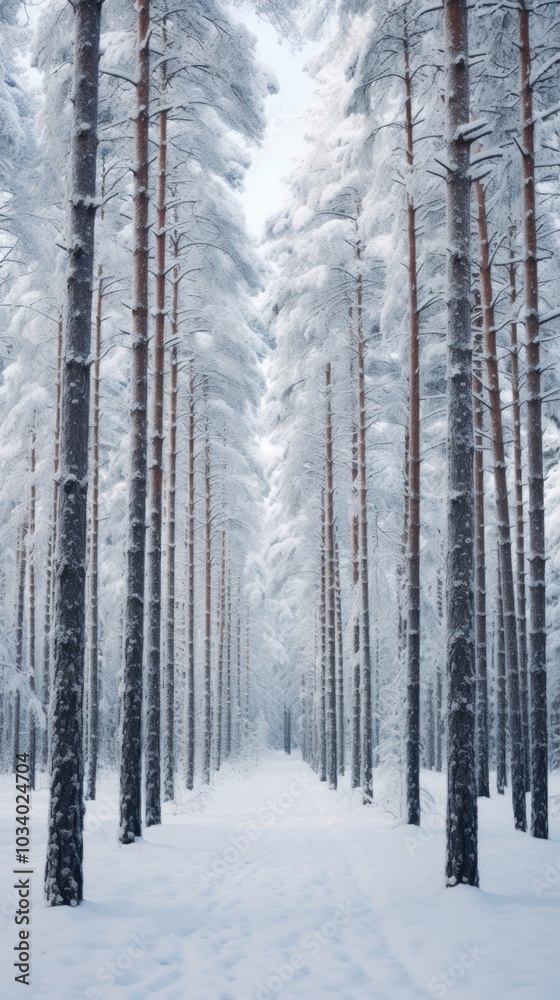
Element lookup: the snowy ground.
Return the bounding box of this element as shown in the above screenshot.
[1,752,559,999]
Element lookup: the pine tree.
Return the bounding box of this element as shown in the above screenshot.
[45,0,103,907]
[443,0,478,889]
[119,0,150,845]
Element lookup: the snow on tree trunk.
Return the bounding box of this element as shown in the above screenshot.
[203,428,212,785]
[435,561,444,773]
[215,530,226,771]
[224,578,232,759]
[350,413,361,789]
[472,294,489,798]
[475,176,526,830]
[13,525,26,773]
[404,30,421,827]
[518,2,548,841]
[356,246,373,806]
[163,344,177,802]
[186,362,195,790]
[85,267,102,803]
[145,98,168,829]
[335,539,345,775]
[325,363,337,790]
[443,0,478,888]
[319,490,327,782]
[119,0,150,845]
[496,560,507,796]
[508,242,530,792]
[42,314,63,770]
[27,432,36,791]
[45,0,103,906]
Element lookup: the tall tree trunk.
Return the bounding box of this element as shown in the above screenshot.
[224,578,232,759]
[163,344,177,801]
[85,266,102,802]
[335,538,345,775]
[496,561,507,795]
[508,241,530,791]
[185,362,195,790]
[245,617,250,737]
[43,314,63,767]
[145,95,168,829]
[356,237,373,806]
[519,3,547,840]
[45,0,103,905]
[319,491,327,782]
[475,178,526,831]
[203,429,212,784]
[236,601,242,747]
[215,531,226,771]
[13,525,27,773]
[350,413,361,789]
[325,364,337,790]
[443,0,478,888]
[434,558,444,772]
[473,293,489,798]
[28,433,36,791]
[120,0,150,845]
[404,28,421,827]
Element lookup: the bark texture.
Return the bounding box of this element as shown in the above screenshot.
[45,0,103,905]
[519,2,548,840]
[119,0,150,844]
[443,0,478,888]
[475,178,525,830]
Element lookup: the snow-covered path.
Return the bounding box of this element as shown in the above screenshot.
[1,752,560,999]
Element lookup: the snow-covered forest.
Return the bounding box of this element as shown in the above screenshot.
[2,0,560,996]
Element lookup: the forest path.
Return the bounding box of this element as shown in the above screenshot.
[1,753,560,999]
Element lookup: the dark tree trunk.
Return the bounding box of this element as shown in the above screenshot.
[350,411,361,789]
[245,619,250,737]
[119,0,150,845]
[475,178,526,830]
[236,604,242,747]
[519,3,548,840]
[163,344,177,801]
[185,362,195,789]
[203,430,212,784]
[215,531,226,771]
[443,0,478,888]
[325,364,337,790]
[496,561,507,796]
[145,97,168,829]
[404,29,421,827]
[224,578,232,758]
[13,526,26,773]
[335,539,345,775]
[508,242,530,792]
[43,314,63,768]
[28,433,37,791]
[472,294,489,798]
[319,492,327,782]
[85,267,102,802]
[434,559,444,772]
[45,0,103,905]
[356,241,373,806]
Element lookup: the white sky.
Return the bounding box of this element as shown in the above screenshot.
[239,13,318,239]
